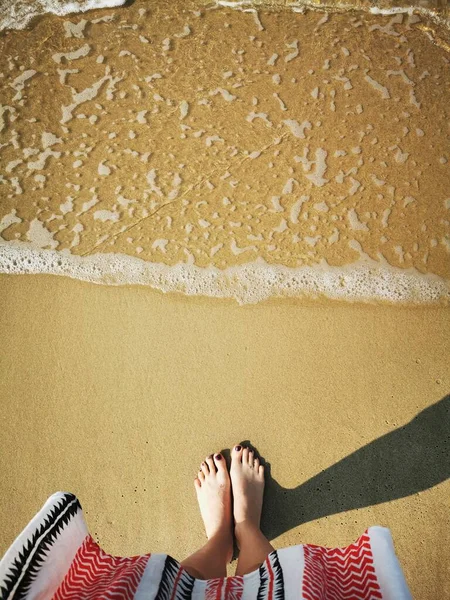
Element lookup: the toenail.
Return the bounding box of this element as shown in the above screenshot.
[235,445,241,451]
[215,454,222,460]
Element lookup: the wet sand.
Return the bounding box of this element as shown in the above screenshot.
[0,1,449,303]
[0,274,449,597]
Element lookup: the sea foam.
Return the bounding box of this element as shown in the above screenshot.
[0,1,449,305]
[1,242,448,305]
[0,0,127,33]
[0,0,448,33]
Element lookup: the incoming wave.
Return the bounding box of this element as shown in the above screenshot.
[0,0,449,304]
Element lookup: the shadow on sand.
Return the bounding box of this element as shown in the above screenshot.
[223,394,449,542]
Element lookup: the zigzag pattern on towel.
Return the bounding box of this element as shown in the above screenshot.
[205,575,244,600]
[155,556,195,600]
[302,531,383,600]
[0,492,81,600]
[53,535,149,600]
[257,552,284,600]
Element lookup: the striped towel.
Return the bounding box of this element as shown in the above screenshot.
[0,492,412,600]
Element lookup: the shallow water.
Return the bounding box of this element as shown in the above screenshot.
[0,0,449,304]
[1,0,449,33]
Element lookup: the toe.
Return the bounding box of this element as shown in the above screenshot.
[232,444,244,464]
[200,462,209,476]
[242,447,249,465]
[213,453,226,473]
[194,477,201,490]
[205,455,216,474]
[254,457,260,470]
[258,464,264,478]
[248,450,255,466]
[198,469,205,482]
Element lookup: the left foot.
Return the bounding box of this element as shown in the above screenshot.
[194,453,233,559]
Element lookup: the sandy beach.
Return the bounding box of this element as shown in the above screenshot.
[1,0,449,597]
[1,274,449,597]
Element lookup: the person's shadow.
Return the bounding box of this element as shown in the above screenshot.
[223,394,449,542]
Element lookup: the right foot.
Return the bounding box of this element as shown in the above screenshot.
[194,453,233,558]
[230,445,265,533]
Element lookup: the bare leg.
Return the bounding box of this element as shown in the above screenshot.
[181,453,233,579]
[230,445,275,576]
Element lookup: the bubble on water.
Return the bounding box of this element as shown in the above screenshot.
[0,243,448,306]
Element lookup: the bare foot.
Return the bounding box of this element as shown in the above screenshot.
[230,445,265,532]
[194,453,233,558]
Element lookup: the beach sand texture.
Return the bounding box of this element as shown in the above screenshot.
[0,0,449,597]
[0,276,449,596]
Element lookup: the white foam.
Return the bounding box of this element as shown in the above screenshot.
[6,159,22,173]
[0,0,126,32]
[26,219,58,249]
[152,239,169,253]
[64,18,88,38]
[179,101,189,120]
[216,1,448,29]
[283,119,312,139]
[98,161,111,175]
[364,73,390,99]
[0,242,448,306]
[60,197,74,215]
[369,6,414,16]
[61,67,122,123]
[271,196,284,213]
[284,40,299,63]
[0,106,16,133]
[52,44,91,64]
[282,178,297,195]
[93,210,118,222]
[0,210,22,234]
[10,70,37,102]
[210,88,236,102]
[42,132,62,148]
[347,208,369,231]
[304,148,329,187]
[1,0,448,36]
[27,147,61,171]
[290,196,309,224]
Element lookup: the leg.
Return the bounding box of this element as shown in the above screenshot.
[230,446,275,576]
[180,534,231,580]
[234,522,274,576]
[181,453,233,579]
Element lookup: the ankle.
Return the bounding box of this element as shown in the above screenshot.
[234,520,261,544]
[208,528,233,565]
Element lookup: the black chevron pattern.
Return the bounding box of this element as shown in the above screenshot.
[0,493,81,600]
[257,560,269,600]
[257,552,285,600]
[271,552,285,600]
[155,556,194,600]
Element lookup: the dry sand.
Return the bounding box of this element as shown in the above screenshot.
[0,274,449,597]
